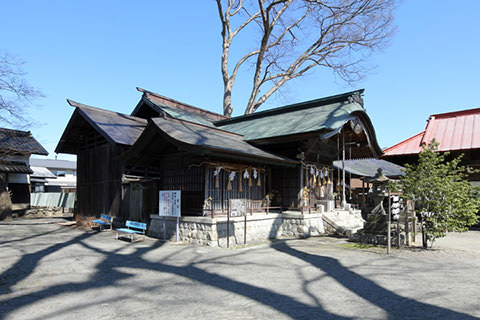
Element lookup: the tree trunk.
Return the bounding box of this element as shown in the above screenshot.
[223,84,233,118]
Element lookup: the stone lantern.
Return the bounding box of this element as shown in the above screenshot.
[363,168,390,234]
[368,168,390,215]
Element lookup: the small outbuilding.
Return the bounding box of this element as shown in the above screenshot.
[0,128,48,213]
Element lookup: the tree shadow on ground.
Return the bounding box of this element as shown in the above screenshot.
[0,226,352,320]
[0,221,477,320]
[271,240,477,319]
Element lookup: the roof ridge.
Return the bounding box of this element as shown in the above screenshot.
[0,127,32,136]
[67,99,146,122]
[136,87,227,120]
[153,115,244,138]
[431,107,480,118]
[383,131,425,153]
[215,89,365,126]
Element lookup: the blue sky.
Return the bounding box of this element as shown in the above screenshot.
[2,1,480,160]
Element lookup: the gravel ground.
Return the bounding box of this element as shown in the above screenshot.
[0,217,479,320]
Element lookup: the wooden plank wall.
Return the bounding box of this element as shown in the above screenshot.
[76,144,124,218]
[161,153,204,216]
[271,166,300,208]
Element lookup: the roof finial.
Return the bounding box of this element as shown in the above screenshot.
[348,91,364,108]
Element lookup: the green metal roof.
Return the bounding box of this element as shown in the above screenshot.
[215,90,365,141]
[150,102,216,127]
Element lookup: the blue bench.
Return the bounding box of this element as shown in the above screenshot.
[116,220,147,242]
[92,214,113,231]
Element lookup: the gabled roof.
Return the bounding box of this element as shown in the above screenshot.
[215,90,367,141]
[0,128,48,155]
[56,100,147,153]
[383,107,480,156]
[146,116,298,166]
[132,88,226,127]
[332,158,405,178]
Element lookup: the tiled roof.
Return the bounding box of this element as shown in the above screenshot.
[0,128,48,155]
[0,160,33,174]
[150,117,297,166]
[383,107,480,156]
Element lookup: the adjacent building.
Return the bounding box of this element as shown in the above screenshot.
[382,107,480,184]
[0,128,48,211]
[30,158,76,193]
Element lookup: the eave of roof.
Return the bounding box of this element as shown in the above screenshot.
[382,131,425,156]
[56,100,147,153]
[0,160,33,174]
[148,116,298,167]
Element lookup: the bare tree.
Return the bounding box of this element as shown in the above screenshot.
[216,0,398,116]
[0,52,44,128]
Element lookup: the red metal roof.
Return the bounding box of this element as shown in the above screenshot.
[383,107,480,156]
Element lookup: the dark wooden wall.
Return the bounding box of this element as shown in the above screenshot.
[76,144,125,218]
[270,166,300,208]
[160,153,204,216]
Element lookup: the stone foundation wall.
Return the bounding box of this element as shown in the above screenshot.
[149,212,326,247]
[280,213,325,238]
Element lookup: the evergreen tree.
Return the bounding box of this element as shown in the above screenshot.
[401,141,479,248]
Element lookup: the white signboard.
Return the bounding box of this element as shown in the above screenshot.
[159,190,181,217]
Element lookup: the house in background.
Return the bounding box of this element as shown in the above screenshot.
[382,107,480,184]
[30,158,77,193]
[55,87,383,223]
[0,128,48,212]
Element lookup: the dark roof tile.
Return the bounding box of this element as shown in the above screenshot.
[0,128,48,155]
